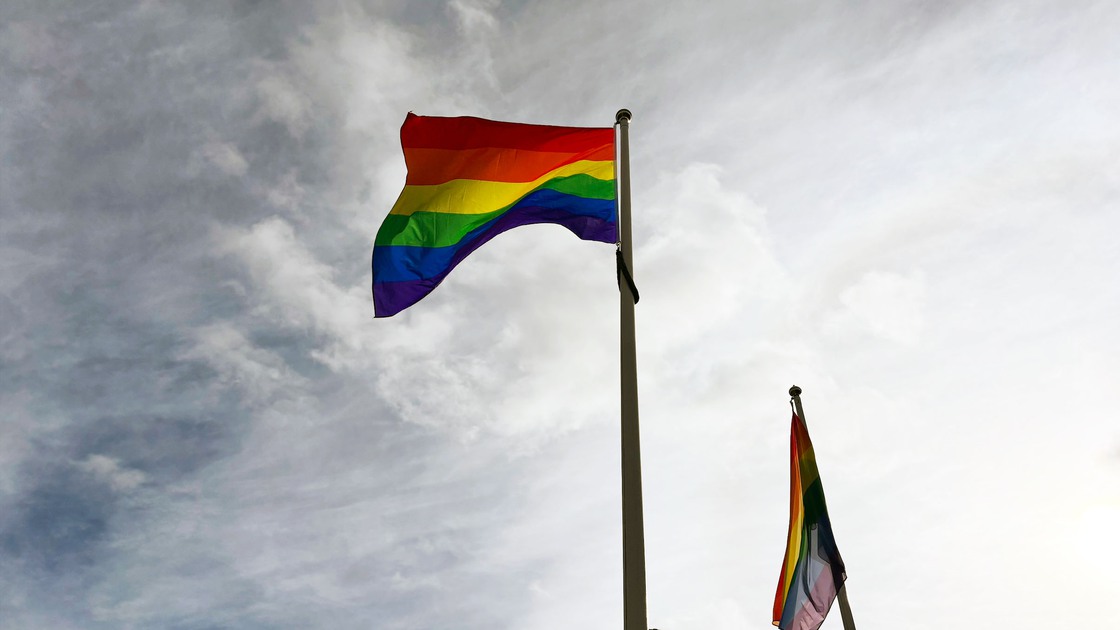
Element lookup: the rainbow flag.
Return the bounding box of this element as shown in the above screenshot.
[773,412,847,630]
[372,113,617,317]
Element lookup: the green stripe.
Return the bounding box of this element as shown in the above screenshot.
[544,173,616,200]
[802,478,830,522]
[376,208,503,247]
[376,174,615,247]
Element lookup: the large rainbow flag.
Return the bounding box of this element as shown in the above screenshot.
[773,412,847,630]
[372,113,617,317]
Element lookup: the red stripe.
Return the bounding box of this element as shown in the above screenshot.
[772,561,789,623]
[400,112,614,152]
[403,145,614,185]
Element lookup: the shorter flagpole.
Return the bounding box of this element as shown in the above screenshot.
[837,587,856,630]
[788,385,857,630]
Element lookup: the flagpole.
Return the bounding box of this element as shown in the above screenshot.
[616,109,647,630]
[789,385,856,630]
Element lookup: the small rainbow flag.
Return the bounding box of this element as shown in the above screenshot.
[372,113,617,317]
[773,412,847,630]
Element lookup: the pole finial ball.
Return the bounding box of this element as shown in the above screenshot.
[789,385,802,398]
[615,109,633,124]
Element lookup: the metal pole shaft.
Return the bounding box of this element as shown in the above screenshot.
[788,385,856,630]
[616,109,647,630]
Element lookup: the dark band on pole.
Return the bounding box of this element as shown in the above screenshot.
[616,248,640,304]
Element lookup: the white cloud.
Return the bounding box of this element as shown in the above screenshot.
[824,269,927,345]
[447,0,501,93]
[217,216,371,357]
[78,454,146,493]
[450,0,499,31]
[637,162,789,350]
[259,169,306,212]
[253,70,313,139]
[180,321,306,407]
[196,140,249,178]
[287,11,426,136]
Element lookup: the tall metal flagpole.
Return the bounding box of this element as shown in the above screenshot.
[616,109,647,630]
[789,386,856,630]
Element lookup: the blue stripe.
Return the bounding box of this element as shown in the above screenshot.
[373,191,616,283]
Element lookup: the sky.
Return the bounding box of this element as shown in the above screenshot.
[2,1,1118,628]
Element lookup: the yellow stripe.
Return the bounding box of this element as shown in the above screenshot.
[779,502,804,599]
[389,159,614,217]
[779,462,805,602]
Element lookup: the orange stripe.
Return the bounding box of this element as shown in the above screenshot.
[404,145,615,185]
